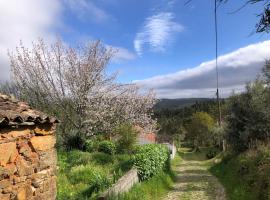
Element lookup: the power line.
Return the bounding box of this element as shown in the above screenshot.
[215,0,222,126]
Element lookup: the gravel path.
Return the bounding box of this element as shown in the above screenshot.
[164,153,227,200]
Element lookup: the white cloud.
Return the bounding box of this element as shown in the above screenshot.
[64,0,110,23]
[134,12,184,56]
[110,46,136,62]
[135,40,270,98]
[0,0,62,81]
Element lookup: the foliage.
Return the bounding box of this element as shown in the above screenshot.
[210,145,270,200]
[206,148,219,159]
[109,172,174,200]
[219,0,270,33]
[85,139,99,153]
[185,112,215,148]
[226,80,270,152]
[134,144,170,181]
[57,150,133,199]
[98,140,116,155]
[92,152,114,164]
[69,165,110,194]
[154,99,227,145]
[115,123,138,153]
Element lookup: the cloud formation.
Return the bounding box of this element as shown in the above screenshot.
[135,40,270,98]
[134,12,184,56]
[64,0,111,23]
[111,46,136,62]
[0,0,61,81]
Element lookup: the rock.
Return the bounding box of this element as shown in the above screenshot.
[0,142,18,166]
[31,169,52,188]
[5,163,17,176]
[30,136,56,151]
[0,167,10,181]
[0,179,10,189]
[16,157,34,176]
[34,126,54,136]
[9,129,31,138]
[0,193,10,200]
[16,184,33,200]
[38,149,57,171]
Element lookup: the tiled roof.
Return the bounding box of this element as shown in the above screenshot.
[0,94,58,127]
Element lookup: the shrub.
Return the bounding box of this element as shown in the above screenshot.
[85,139,99,153]
[69,165,110,194]
[134,144,170,181]
[206,148,219,159]
[115,123,138,153]
[98,140,116,155]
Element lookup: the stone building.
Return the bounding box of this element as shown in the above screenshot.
[0,94,58,200]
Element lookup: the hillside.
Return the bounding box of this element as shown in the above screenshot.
[154,98,216,110]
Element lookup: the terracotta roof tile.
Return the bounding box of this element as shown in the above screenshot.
[0,94,58,127]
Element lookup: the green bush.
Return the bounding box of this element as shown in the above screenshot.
[134,144,170,181]
[85,139,99,153]
[98,140,116,155]
[115,123,138,153]
[69,164,111,194]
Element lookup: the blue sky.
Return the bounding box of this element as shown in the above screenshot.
[0,0,269,98]
[61,0,269,81]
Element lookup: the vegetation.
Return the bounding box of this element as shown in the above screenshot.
[98,140,116,155]
[134,144,170,181]
[110,172,174,200]
[210,146,270,200]
[57,150,133,199]
[185,112,215,148]
[115,123,138,154]
[110,154,180,200]
[1,39,157,150]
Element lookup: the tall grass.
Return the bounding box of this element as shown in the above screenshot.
[210,146,270,200]
[57,150,133,200]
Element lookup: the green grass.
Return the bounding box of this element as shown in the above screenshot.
[110,154,181,200]
[210,146,270,200]
[57,150,133,200]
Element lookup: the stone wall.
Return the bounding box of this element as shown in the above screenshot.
[0,124,57,200]
[98,168,139,200]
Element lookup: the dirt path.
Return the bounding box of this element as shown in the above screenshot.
[164,150,227,200]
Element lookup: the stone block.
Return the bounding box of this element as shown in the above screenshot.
[0,142,18,166]
[30,136,56,151]
[16,157,34,176]
[38,149,57,171]
[31,169,53,188]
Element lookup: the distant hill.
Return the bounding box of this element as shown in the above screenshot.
[154,98,216,110]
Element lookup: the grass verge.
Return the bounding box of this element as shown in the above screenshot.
[210,146,270,200]
[110,154,181,200]
[57,150,133,200]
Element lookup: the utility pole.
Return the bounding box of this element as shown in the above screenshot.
[215,0,222,126]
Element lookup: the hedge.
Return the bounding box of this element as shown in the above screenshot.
[134,144,170,181]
